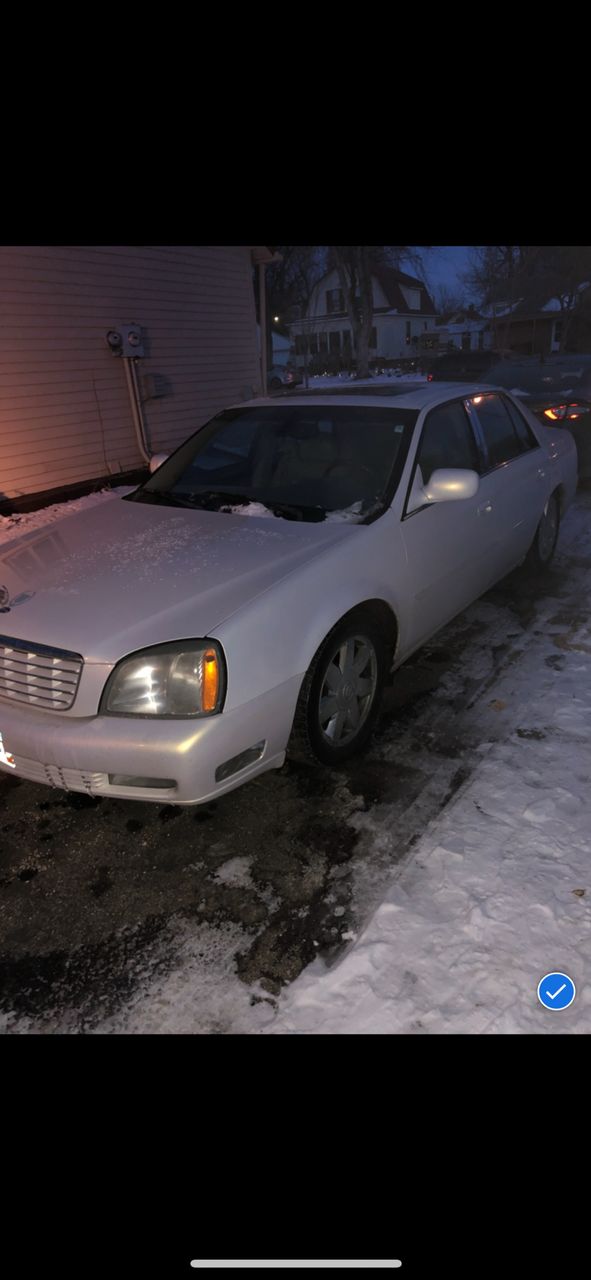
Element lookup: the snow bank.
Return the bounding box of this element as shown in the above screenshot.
[268,594,591,1034]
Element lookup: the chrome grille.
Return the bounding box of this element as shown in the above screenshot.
[0,634,83,710]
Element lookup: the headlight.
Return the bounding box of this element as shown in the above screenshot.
[100,641,225,717]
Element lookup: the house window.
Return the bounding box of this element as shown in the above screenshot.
[326,288,344,315]
[319,332,328,354]
[309,333,318,355]
[329,330,341,353]
[405,320,411,345]
[370,326,377,349]
[478,330,485,350]
[295,334,306,356]
[461,331,470,351]
[342,330,352,351]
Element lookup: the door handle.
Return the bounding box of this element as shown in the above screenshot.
[477,500,493,515]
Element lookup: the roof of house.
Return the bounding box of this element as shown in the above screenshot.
[371,264,436,315]
[308,263,437,318]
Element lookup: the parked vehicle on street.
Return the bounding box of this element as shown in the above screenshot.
[427,350,508,382]
[481,355,591,477]
[0,384,577,805]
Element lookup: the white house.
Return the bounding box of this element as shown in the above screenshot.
[0,245,271,511]
[433,307,493,353]
[289,264,437,368]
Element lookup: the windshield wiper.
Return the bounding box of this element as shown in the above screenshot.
[178,490,257,509]
[264,501,326,521]
[132,489,253,510]
[128,489,196,508]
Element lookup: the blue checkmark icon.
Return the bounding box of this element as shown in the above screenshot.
[537,972,576,1010]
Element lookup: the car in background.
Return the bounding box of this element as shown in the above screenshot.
[427,350,508,382]
[480,355,591,477]
[0,384,576,807]
[267,364,302,392]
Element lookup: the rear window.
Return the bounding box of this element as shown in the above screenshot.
[473,393,537,468]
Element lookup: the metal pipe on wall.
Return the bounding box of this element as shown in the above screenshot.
[123,356,151,465]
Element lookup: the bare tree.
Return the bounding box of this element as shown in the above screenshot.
[266,247,327,383]
[434,284,467,317]
[527,246,591,351]
[331,247,375,380]
[331,246,431,379]
[460,247,524,350]
[269,246,430,381]
[460,246,591,353]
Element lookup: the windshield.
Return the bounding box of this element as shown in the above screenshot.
[484,361,591,396]
[128,404,418,523]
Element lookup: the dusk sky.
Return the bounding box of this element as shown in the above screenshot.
[414,245,475,301]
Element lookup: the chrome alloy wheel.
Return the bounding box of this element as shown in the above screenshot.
[318,635,379,747]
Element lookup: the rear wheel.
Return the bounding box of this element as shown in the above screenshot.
[289,613,388,765]
[526,490,560,568]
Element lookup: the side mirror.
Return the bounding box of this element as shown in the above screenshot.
[424,468,479,502]
[149,452,169,474]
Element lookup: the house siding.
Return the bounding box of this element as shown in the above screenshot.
[0,246,261,503]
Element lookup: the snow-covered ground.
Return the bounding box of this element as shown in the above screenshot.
[267,504,591,1033]
[2,484,591,1035]
[269,647,591,1034]
[91,522,591,1036]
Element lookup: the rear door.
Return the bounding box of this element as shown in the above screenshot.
[400,397,505,649]
[469,392,546,568]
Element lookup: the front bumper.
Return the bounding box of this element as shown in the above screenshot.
[0,675,302,804]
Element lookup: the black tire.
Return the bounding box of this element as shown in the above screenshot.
[526,490,560,569]
[288,612,388,766]
[269,378,282,391]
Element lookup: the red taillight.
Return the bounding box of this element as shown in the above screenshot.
[427,373,433,382]
[544,402,589,422]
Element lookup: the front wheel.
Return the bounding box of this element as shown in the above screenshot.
[526,491,560,569]
[288,614,388,765]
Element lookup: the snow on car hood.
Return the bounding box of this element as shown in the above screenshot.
[0,496,356,662]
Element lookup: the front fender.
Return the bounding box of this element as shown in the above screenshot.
[213,517,406,712]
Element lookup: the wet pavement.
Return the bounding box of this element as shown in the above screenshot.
[1,488,590,1030]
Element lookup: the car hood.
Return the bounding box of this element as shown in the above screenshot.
[0,496,355,662]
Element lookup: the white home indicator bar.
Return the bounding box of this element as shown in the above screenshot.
[190,1264,402,1270]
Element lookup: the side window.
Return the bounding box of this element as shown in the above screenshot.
[473,394,525,468]
[415,402,479,485]
[406,401,480,514]
[502,395,539,451]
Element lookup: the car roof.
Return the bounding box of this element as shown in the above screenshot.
[233,383,497,413]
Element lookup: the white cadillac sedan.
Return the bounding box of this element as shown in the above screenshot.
[0,383,577,805]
